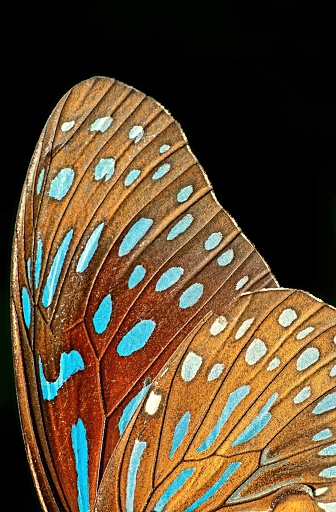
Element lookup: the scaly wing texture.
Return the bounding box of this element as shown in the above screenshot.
[11,76,277,512]
[97,288,336,511]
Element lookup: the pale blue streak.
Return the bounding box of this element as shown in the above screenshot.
[76,223,104,273]
[49,168,75,200]
[90,116,112,132]
[21,287,31,328]
[152,163,170,180]
[26,258,31,283]
[313,429,332,441]
[217,249,234,266]
[319,444,336,456]
[179,283,203,309]
[39,350,84,400]
[36,168,45,195]
[126,440,146,512]
[117,320,156,356]
[170,412,191,458]
[177,185,193,203]
[296,347,320,371]
[319,466,336,478]
[35,238,43,288]
[156,267,184,292]
[205,232,222,251]
[154,468,195,512]
[313,392,336,414]
[124,169,141,186]
[128,265,146,289]
[118,218,153,256]
[167,214,193,240]
[94,158,115,181]
[71,419,90,512]
[92,294,112,334]
[119,384,151,435]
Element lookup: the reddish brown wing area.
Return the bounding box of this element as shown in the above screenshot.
[11,76,277,511]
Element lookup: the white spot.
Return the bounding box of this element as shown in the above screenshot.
[129,125,144,143]
[278,308,298,327]
[61,120,75,132]
[210,316,227,336]
[145,391,162,415]
[267,357,280,371]
[208,363,224,381]
[334,336,336,343]
[159,144,170,154]
[236,275,249,290]
[181,352,202,382]
[245,338,267,365]
[318,502,336,511]
[296,326,315,340]
[235,317,255,340]
[90,116,113,132]
[293,386,311,404]
[314,487,328,497]
[330,365,336,377]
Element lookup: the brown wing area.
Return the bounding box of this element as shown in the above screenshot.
[11,76,278,511]
[96,288,336,511]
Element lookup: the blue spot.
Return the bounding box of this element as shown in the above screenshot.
[119,384,151,435]
[49,168,75,200]
[117,320,156,357]
[170,412,190,458]
[319,466,336,478]
[129,125,144,144]
[21,287,31,328]
[181,352,202,382]
[245,339,267,365]
[156,267,184,292]
[119,218,153,257]
[93,294,113,334]
[76,223,104,273]
[39,350,84,401]
[208,363,224,381]
[42,229,73,308]
[319,444,336,456]
[217,249,234,266]
[90,116,113,132]
[205,232,223,250]
[154,468,195,512]
[128,265,146,289]
[179,283,203,309]
[294,386,311,404]
[124,169,141,186]
[313,429,333,441]
[36,168,45,195]
[184,462,241,512]
[177,185,193,203]
[126,440,146,512]
[71,419,89,512]
[313,392,336,414]
[61,120,75,132]
[197,386,250,452]
[27,258,31,283]
[296,347,320,371]
[232,393,278,446]
[35,239,43,289]
[159,144,170,154]
[94,158,115,181]
[152,163,170,180]
[167,214,193,240]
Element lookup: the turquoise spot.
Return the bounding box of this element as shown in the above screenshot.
[35,239,43,289]
[179,283,203,309]
[170,412,190,458]
[296,347,320,371]
[313,392,336,414]
[217,249,234,266]
[39,350,84,400]
[155,267,184,292]
[27,258,31,283]
[42,229,73,308]
[94,158,115,181]
[71,419,89,512]
[117,320,156,357]
[319,444,336,456]
[154,468,195,512]
[119,384,151,435]
[90,116,112,132]
[205,232,223,250]
[124,169,141,186]
[159,144,170,154]
[177,185,193,203]
[232,393,278,446]
[126,440,146,512]
[21,287,31,328]
[319,466,336,478]
[49,168,75,200]
[152,163,171,180]
[128,265,146,289]
[167,214,193,240]
[184,462,241,512]
[208,363,224,381]
[129,125,144,143]
[197,386,250,452]
[118,218,153,257]
[76,223,104,273]
[93,294,112,334]
[36,168,45,195]
[313,429,332,441]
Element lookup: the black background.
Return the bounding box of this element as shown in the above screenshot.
[1,1,335,509]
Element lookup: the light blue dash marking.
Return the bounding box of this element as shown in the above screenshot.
[128,265,146,289]
[245,339,267,365]
[71,419,89,512]
[319,444,336,456]
[27,258,31,283]
[152,163,171,180]
[330,365,336,377]
[170,412,191,458]
[39,350,84,401]
[294,386,311,403]
[217,249,234,266]
[177,185,193,203]
[124,169,141,186]
[126,440,146,512]
[313,429,333,441]
[313,392,336,414]
[119,384,151,435]
[36,168,45,195]
[94,158,115,181]
[197,386,250,452]
[93,294,112,334]
[167,214,193,240]
[184,462,241,512]
[21,287,31,328]
[90,116,112,132]
[76,223,104,273]
[154,468,195,512]
[319,466,336,478]
[232,393,278,447]
[205,232,223,251]
[179,283,203,309]
[49,168,75,200]
[156,267,184,292]
[208,363,224,381]
[129,125,144,144]
[35,239,43,289]
[159,144,170,154]
[42,229,73,308]
[117,320,156,357]
[296,347,320,371]
[118,218,153,257]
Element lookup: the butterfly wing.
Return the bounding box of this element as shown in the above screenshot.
[10,76,278,511]
[97,288,336,511]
